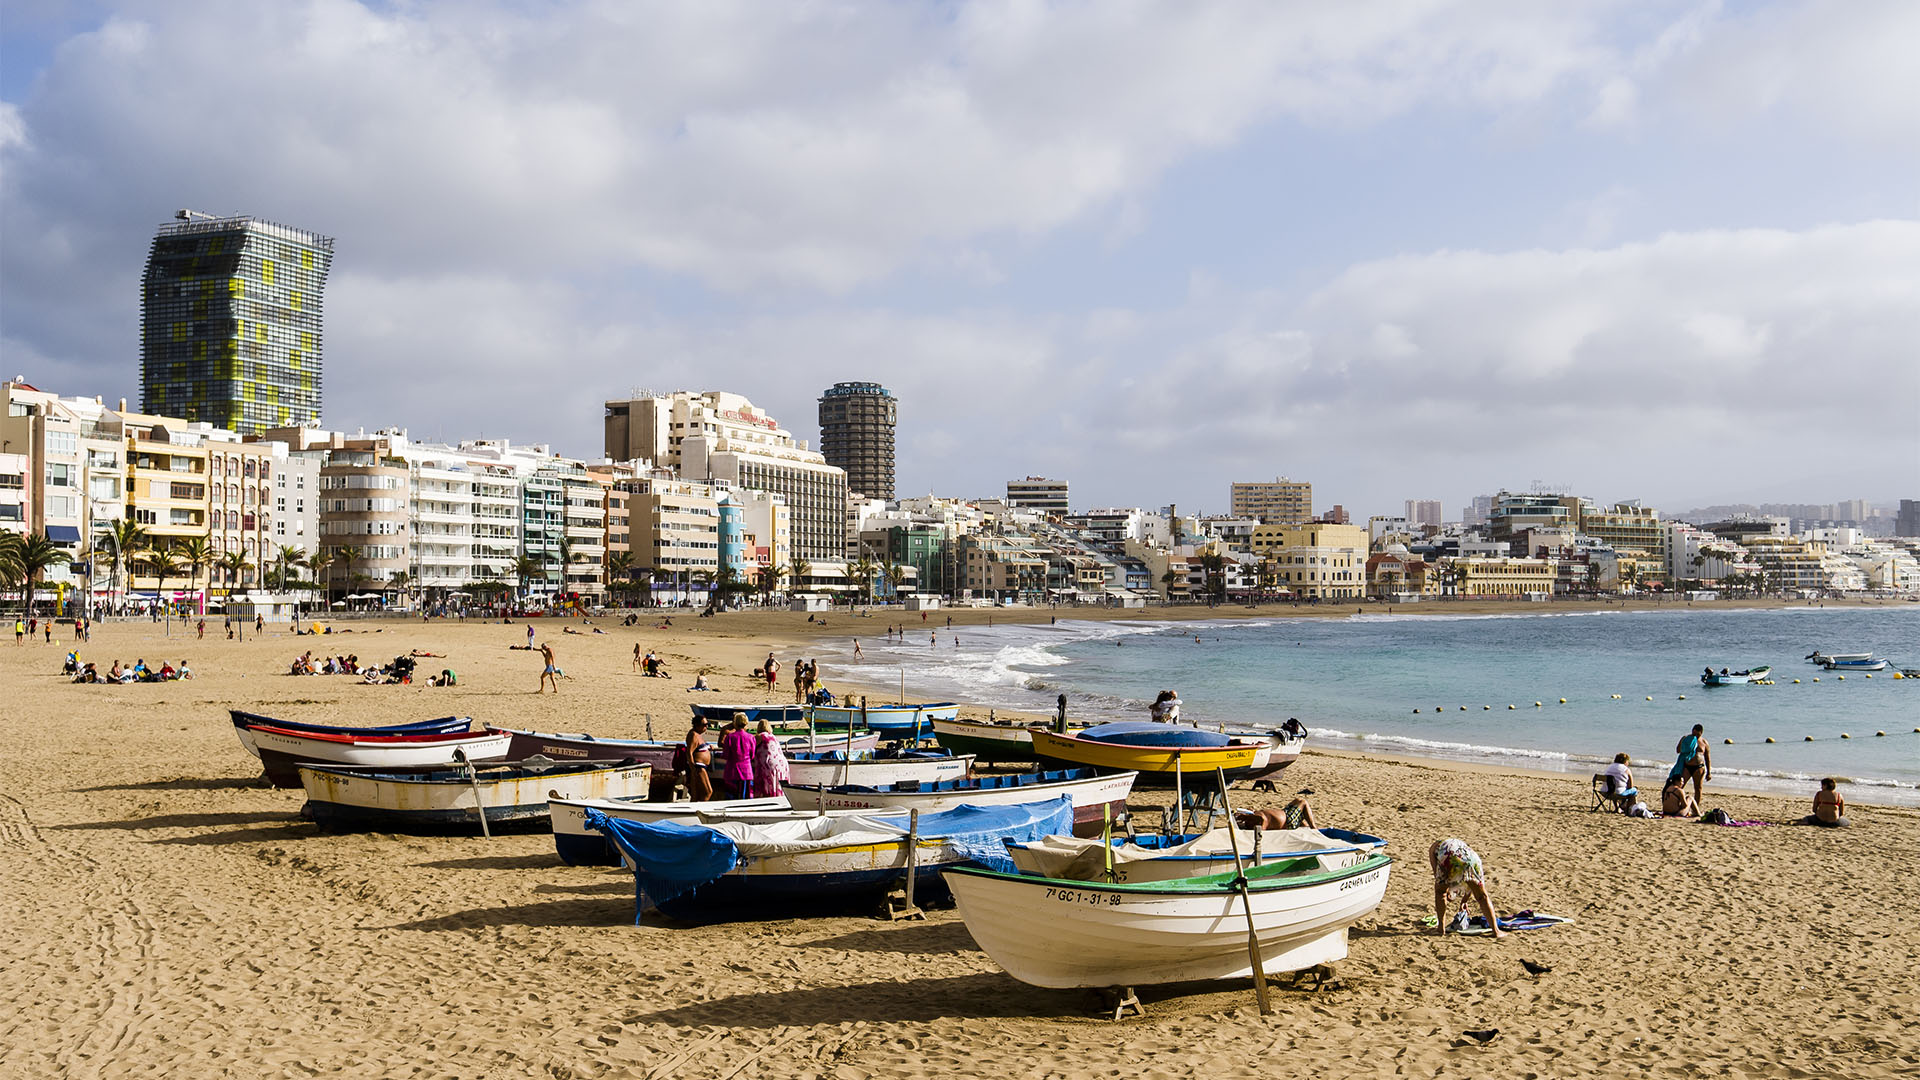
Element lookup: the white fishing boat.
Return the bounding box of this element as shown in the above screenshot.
[298,758,651,831]
[784,750,974,789]
[237,722,510,788]
[1004,826,1384,884]
[1808,651,1871,665]
[549,793,792,865]
[784,769,1137,836]
[1701,664,1772,686]
[944,849,1393,989]
[1822,658,1889,672]
[804,701,960,736]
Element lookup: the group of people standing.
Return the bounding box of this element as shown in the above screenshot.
[679,713,790,801]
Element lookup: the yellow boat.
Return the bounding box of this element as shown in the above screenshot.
[1030,728,1267,789]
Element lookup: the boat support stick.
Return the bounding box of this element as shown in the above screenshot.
[454,749,491,839]
[1216,766,1272,1017]
[1171,752,1183,838]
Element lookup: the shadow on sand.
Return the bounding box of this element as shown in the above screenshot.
[414,852,560,871]
[384,895,638,932]
[621,971,1104,1028]
[49,810,293,833]
[798,921,980,956]
[72,775,266,793]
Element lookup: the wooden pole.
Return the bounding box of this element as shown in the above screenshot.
[1103,803,1115,883]
[455,749,491,839]
[1172,751,1183,836]
[903,808,920,912]
[1215,766,1270,1016]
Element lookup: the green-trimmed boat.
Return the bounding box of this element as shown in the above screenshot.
[931,716,1087,764]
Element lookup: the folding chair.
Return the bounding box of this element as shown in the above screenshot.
[1589,774,1636,813]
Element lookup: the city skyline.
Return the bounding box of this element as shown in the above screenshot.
[1,2,1914,515]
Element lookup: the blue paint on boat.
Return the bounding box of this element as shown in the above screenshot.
[230,709,471,736]
[1078,721,1233,749]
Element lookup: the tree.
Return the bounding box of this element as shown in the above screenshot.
[275,545,308,590]
[851,554,879,605]
[305,551,335,596]
[105,519,150,606]
[756,563,786,605]
[787,557,812,597]
[218,550,250,595]
[5,533,69,616]
[143,546,183,615]
[511,555,543,605]
[331,546,363,597]
[385,569,412,604]
[177,535,214,610]
[606,550,632,592]
[891,563,914,599]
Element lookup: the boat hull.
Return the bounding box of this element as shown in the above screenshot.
[945,855,1393,988]
[1823,659,1888,671]
[1031,729,1271,788]
[1006,828,1384,884]
[784,770,1135,836]
[229,710,472,738]
[299,760,651,832]
[504,728,881,800]
[785,752,973,789]
[804,703,960,735]
[548,794,791,865]
[240,726,512,788]
[930,718,1094,763]
[688,703,809,725]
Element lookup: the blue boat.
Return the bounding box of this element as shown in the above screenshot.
[586,797,1074,920]
[687,703,810,725]
[1822,658,1889,672]
[804,702,961,736]
[1074,721,1234,749]
[228,709,472,737]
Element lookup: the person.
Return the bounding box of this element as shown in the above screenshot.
[537,642,560,693]
[1601,752,1636,800]
[688,673,711,692]
[1670,723,1711,805]
[1661,774,1699,817]
[196,619,206,639]
[1148,690,1178,723]
[763,653,779,691]
[43,621,51,644]
[930,631,936,646]
[255,613,264,633]
[718,713,756,799]
[852,638,863,660]
[1235,795,1315,831]
[675,714,706,799]
[526,624,535,648]
[14,619,23,646]
[1803,778,1850,828]
[1430,838,1504,939]
[1281,717,1308,740]
[158,661,177,680]
[632,643,644,671]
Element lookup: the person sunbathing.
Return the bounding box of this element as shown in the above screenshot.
[1661,776,1699,817]
[1803,778,1849,828]
[1234,795,1316,831]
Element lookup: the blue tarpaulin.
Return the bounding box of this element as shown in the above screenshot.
[585,797,1074,921]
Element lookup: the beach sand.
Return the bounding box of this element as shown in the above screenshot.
[3,610,1915,1079]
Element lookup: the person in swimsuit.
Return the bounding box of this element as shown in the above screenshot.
[1430,838,1504,939]
[537,642,559,693]
[1670,724,1710,805]
[1661,775,1699,817]
[682,716,714,801]
[1803,778,1849,828]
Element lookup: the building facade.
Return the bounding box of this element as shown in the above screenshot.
[1230,478,1313,526]
[817,382,896,500]
[139,211,334,434]
[1006,477,1070,516]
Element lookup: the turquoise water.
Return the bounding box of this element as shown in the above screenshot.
[840,606,1920,806]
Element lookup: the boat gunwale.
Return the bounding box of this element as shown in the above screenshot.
[944,851,1394,895]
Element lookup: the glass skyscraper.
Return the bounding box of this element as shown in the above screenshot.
[140,210,334,434]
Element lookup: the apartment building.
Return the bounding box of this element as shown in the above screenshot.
[1229,478,1312,526]
[1248,523,1370,599]
[1006,477,1069,516]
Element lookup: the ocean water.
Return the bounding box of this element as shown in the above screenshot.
[829,606,1920,806]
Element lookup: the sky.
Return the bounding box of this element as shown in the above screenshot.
[1,0,1916,520]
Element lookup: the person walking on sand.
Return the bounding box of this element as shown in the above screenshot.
[1430,838,1504,939]
[255,614,263,634]
[632,643,643,671]
[537,642,560,693]
[1670,723,1711,805]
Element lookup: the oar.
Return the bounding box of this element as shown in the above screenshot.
[453,749,491,839]
[1216,765,1271,1017]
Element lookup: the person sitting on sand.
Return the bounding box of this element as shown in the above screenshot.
[1430,838,1505,940]
[158,661,177,681]
[688,673,711,692]
[1662,775,1699,817]
[1803,778,1850,828]
[176,661,192,680]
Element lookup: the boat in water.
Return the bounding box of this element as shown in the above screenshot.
[1701,665,1772,686]
[1807,651,1872,665]
[298,757,651,831]
[1823,658,1889,672]
[944,847,1393,989]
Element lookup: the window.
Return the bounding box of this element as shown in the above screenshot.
[47,462,74,486]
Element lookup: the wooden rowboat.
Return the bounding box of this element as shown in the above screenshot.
[945,850,1393,988]
[549,794,792,866]
[784,768,1135,837]
[1005,826,1385,884]
[930,717,1089,764]
[500,727,880,800]
[229,709,473,737]
[1031,727,1265,789]
[238,723,511,788]
[298,758,652,831]
[784,750,973,789]
[803,702,960,736]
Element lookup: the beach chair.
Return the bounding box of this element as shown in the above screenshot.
[1589,774,1636,814]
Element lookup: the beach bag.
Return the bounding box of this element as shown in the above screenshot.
[1701,808,1730,825]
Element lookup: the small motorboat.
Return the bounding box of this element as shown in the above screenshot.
[1822,658,1888,672]
[1807,651,1871,665]
[1701,665,1772,686]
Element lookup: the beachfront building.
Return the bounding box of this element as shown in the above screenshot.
[1367,547,1439,600]
[0,452,26,536]
[1665,523,1759,586]
[0,383,123,602]
[1443,555,1556,597]
[317,443,410,600]
[1006,477,1070,516]
[605,391,848,564]
[618,474,724,604]
[139,211,334,435]
[1248,522,1370,600]
[1230,477,1312,526]
[956,533,1049,604]
[816,381,896,501]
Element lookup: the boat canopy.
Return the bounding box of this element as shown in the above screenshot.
[1080,721,1233,749]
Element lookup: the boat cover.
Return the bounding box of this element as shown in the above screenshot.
[585,797,1074,913]
[1079,721,1232,749]
[1007,827,1366,881]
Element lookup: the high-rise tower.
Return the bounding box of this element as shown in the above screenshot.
[817,381,896,500]
[140,210,334,434]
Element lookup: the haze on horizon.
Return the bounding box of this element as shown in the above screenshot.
[1,1,1915,520]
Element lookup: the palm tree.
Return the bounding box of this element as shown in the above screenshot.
[851,554,879,605]
[275,544,308,590]
[305,550,335,596]
[218,550,250,596]
[106,519,150,607]
[177,535,214,612]
[756,563,786,606]
[511,555,543,606]
[385,569,412,607]
[143,546,183,616]
[5,533,70,616]
[787,557,812,597]
[891,563,914,600]
[606,550,633,599]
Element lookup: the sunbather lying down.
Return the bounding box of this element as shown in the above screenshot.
[1233,796,1315,831]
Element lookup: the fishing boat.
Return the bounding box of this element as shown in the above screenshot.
[586,797,1075,919]
[783,748,973,789]
[803,702,960,736]
[1807,651,1871,665]
[228,709,473,737]
[784,768,1136,836]
[236,723,512,788]
[1700,665,1772,686]
[944,849,1394,989]
[1823,658,1889,672]
[931,717,1088,764]
[549,794,792,865]
[1004,827,1385,884]
[1030,723,1298,789]
[688,703,810,725]
[499,727,880,799]
[298,758,652,831]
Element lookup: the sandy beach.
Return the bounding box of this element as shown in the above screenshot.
[3,609,1915,1079]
